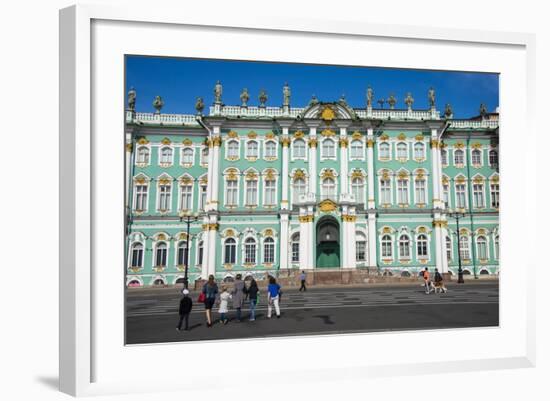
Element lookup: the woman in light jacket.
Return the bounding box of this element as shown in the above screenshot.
[231,273,245,322]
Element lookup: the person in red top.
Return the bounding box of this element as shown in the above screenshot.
[422,267,432,294]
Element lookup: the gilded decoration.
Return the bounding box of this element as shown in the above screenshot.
[264,229,274,236]
[158,178,172,185]
[320,105,336,121]
[226,168,238,181]
[294,131,305,139]
[351,169,364,179]
[293,169,306,180]
[321,129,336,137]
[178,233,188,240]
[415,170,426,179]
[490,175,499,183]
[352,131,362,140]
[182,138,192,146]
[265,132,275,139]
[318,199,337,212]
[280,137,291,147]
[134,176,147,184]
[137,137,149,145]
[471,142,482,149]
[247,131,258,139]
[430,139,439,149]
[477,228,487,235]
[342,215,357,222]
[308,138,318,148]
[223,263,233,270]
[459,228,469,235]
[442,176,449,185]
[397,171,409,179]
[199,176,208,184]
[382,227,392,234]
[208,223,219,231]
[454,142,465,149]
[161,137,171,145]
[339,137,349,148]
[321,169,336,180]
[245,171,258,180]
[228,131,238,138]
[201,224,208,231]
[473,176,484,184]
[206,138,213,148]
[417,227,427,233]
[126,143,133,152]
[380,133,389,141]
[211,136,222,147]
[264,169,276,180]
[381,170,391,180]
[157,233,167,241]
[415,134,424,141]
[298,215,314,223]
[224,229,236,237]
[180,176,192,184]
[456,176,466,184]
[367,139,375,148]
[398,133,407,140]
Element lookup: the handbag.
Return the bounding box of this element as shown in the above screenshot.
[198,292,206,303]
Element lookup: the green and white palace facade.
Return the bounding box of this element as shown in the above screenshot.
[124,85,499,287]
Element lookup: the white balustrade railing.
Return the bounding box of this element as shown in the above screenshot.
[208,105,305,117]
[131,112,199,125]
[449,120,499,129]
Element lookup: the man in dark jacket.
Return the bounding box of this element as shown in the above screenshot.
[176,289,193,331]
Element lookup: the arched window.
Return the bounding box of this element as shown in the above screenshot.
[130,243,144,268]
[201,147,209,165]
[379,142,390,159]
[179,182,192,210]
[224,238,236,264]
[182,148,193,164]
[321,177,336,200]
[356,232,367,262]
[380,177,391,204]
[197,241,204,265]
[155,242,167,267]
[160,147,173,164]
[350,140,363,159]
[477,236,488,260]
[415,178,426,204]
[244,238,257,264]
[454,149,464,165]
[472,149,482,165]
[417,234,428,258]
[397,178,409,204]
[265,141,277,158]
[153,278,165,286]
[459,235,470,260]
[495,235,499,260]
[414,143,425,159]
[446,236,452,261]
[263,237,275,263]
[322,139,336,158]
[225,178,238,206]
[291,233,300,263]
[441,149,448,165]
[397,142,407,159]
[227,140,239,158]
[489,150,498,168]
[293,178,306,202]
[246,141,258,158]
[351,177,364,203]
[177,241,189,266]
[128,280,141,287]
[381,235,393,258]
[293,139,306,158]
[399,235,410,258]
[137,146,149,164]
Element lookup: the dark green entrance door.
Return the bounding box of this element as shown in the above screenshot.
[316,241,340,268]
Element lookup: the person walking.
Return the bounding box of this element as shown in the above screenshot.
[246,278,259,321]
[299,270,307,292]
[267,276,282,319]
[202,275,218,327]
[422,267,432,294]
[176,289,193,331]
[232,273,245,322]
[218,286,232,325]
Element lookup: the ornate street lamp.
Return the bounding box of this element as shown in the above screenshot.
[179,210,200,289]
[448,209,466,284]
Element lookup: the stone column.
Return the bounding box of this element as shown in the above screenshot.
[307,126,318,196]
[341,204,357,268]
[125,139,132,209]
[434,216,443,273]
[367,213,377,270]
[209,127,222,211]
[201,216,210,279]
[299,205,314,269]
[430,128,441,208]
[366,128,375,210]
[339,126,349,196]
[280,127,291,210]
[206,216,218,277]
[279,212,290,270]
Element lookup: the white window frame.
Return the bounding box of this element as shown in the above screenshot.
[133,179,149,212]
[196,239,204,266]
[379,176,393,205]
[476,235,489,260]
[454,149,465,166]
[263,176,278,206]
[176,240,189,267]
[471,148,483,166]
[454,179,468,209]
[245,178,259,206]
[291,138,307,160]
[396,177,409,204]
[351,177,365,205]
[490,182,500,208]
[441,148,448,166]
[181,147,194,166]
[350,139,365,160]
[154,241,169,267]
[378,142,391,161]
[321,177,337,200]
[416,233,430,260]
[291,232,300,264]
[156,179,173,212]
[262,236,276,264]
[136,145,150,165]
[398,234,411,259]
[355,232,367,262]
[414,178,426,205]
[178,181,194,211]
[459,235,471,260]
[226,139,240,160]
[225,178,239,207]
[396,141,408,160]
[414,142,426,160]
[199,183,208,210]
[243,237,257,265]
[200,147,209,166]
[246,140,259,159]
[494,234,500,260]
[223,237,238,265]
[292,177,307,206]
[446,235,453,261]
[158,146,174,166]
[489,149,499,169]
[321,138,337,160]
[472,181,486,208]
[264,140,278,160]
[129,242,144,268]
[380,234,393,259]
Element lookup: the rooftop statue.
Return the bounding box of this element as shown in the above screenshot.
[283,82,291,106]
[366,86,373,108]
[404,92,414,109]
[428,87,436,108]
[479,103,488,118]
[127,87,136,111]
[377,98,385,108]
[338,94,347,106]
[309,94,319,106]
[153,95,164,113]
[195,97,204,115]
[387,94,397,110]
[214,80,223,104]
[259,89,268,107]
[240,88,250,107]
[444,103,453,119]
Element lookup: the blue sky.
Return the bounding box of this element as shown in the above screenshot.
[126,56,499,119]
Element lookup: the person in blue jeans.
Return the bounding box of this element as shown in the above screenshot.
[246,278,259,321]
[267,276,281,319]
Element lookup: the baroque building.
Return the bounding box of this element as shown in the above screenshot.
[124,84,499,287]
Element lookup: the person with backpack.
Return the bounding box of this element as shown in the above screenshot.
[201,275,218,327]
[176,289,193,331]
[267,276,282,319]
[299,270,307,292]
[422,267,432,294]
[246,278,259,321]
[232,273,245,322]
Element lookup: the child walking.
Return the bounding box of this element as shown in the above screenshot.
[218,285,232,324]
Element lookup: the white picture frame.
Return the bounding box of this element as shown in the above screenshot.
[59,4,536,397]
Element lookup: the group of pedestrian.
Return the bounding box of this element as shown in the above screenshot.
[422,267,444,294]
[176,273,282,331]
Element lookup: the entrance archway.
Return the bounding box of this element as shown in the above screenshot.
[316,216,340,268]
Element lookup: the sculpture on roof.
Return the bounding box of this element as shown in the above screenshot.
[153,95,164,113]
[444,103,453,119]
[387,94,397,109]
[259,89,268,107]
[309,94,319,106]
[366,85,373,108]
[283,82,291,106]
[479,103,488,119]
[404,92,414,109]
[127,87,136,111]
[195,97,204,115]
[338,94,347,106]
[240,88,250,107]
[214,80,223,104]
[428,87,436,108]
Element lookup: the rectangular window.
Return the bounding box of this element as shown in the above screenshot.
[380,180,391,204]
[264,180,276,205]
[293,140,306,158]
[473,183,484,208]
[456,184,466,208]
[415,180,426,204]
[397,180,408,204]
[356,241,366,262]
[244,243,256,264]
[226,180,238,206]
[179,185,192,210]
[246,180,258,205]
[199,185,207,210]
[291,242,300,263]
[264,241,275,263]
[158,185,171,211]
[443,184,450,208]
[490,184,499,208]
[134,184,148,211]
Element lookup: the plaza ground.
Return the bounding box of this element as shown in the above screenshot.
[125,281,498,344]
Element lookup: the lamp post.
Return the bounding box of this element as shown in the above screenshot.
[448,209,466,284]
[179,210,200,289]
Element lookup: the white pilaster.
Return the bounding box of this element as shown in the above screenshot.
[201,216,209,279]
[281,128,290,210]
[125,139,132,208]
[279,213,290,270]
[341,205,357,268]
[340,127,349,195]
[308,127,317,195]
[299,205,314,269]
[367,213,377,269]
[209,127,221,210]
[434,218,443,273]
[367,129,375,209]
[430,128,441,208]
[206,216,218,277]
